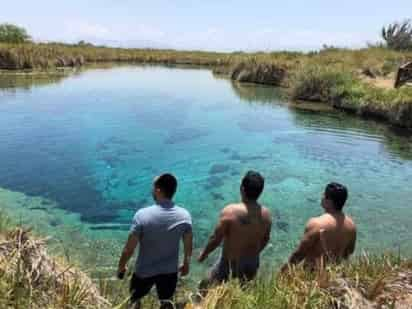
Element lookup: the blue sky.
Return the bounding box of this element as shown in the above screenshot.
[1,1,411,51]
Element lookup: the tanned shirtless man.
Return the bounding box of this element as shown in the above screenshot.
[284,182,357,270]
[198,171,272,286]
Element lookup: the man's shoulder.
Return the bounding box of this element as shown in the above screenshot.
[259,205,271,218]
[221,203,242,217]
[305,216,324,230]
[134,205,158,218]
[344,214,356,230]
[174,205,192,219]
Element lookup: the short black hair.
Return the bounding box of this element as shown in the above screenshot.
[325,182,348,211]
[241,171,264,201]
[154,173,177,199]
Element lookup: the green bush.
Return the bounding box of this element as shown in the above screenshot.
[382,19,412,51]
[0,24,31,44]
[290,66,355,103]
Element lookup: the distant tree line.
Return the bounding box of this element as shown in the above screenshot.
[0,23,31,43]
[2,20,412,51]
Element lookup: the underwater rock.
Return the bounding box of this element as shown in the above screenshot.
[272,208,281,220]
[229,153,242,160]
[29,207,48,211]
[137,198,148,206]
[203,176,225,190]
[127,178,138,187]
[89,224,129,231]
[306,197,318,203]
[220,147,231,154]
[230,170,240,176]
[209,164,230,175]
[116,148,132,156]
[106,136,127,145]
[96,142,109,152]
[211,192,225,201]
[229,152,267,162]
[41,199,53,206]
[123,201,138,211]
[276,221,290,232]
[164,128,209,144]
[81,212,119,224]
[240,155,268,164]
[49,218,62,227]
[132,146,144,153]
[108,178,120,189]
[100,155,121,168]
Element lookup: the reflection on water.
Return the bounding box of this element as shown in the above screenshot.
[0,71,73,93]
[0,65,412,280]
[230,81,283,104]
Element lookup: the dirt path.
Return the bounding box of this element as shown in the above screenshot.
[361,76,396,89]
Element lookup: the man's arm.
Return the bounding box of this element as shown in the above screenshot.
[282,219,319,270]
[260,210,272,251]
[343,228,357,259]
[179,230,193,276]
[198,210,229,262]
[117,233,139,278]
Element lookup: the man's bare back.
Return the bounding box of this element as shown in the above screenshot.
[221,203,272,261]
[198,171,271,283]
[286,182,356,270]
[291,213,356,267]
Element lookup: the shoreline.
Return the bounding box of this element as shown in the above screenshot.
[2,59,412,132]
[1,205,411,308]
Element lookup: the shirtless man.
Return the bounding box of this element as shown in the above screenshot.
[284,182,356,270]
[198,171,272,284]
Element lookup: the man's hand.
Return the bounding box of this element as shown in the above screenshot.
[117,266,126,280]
[179,261,190,276]
[197,252,207,263]
[117,233,139,280]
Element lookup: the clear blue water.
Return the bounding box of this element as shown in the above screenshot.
[1,66,412,280]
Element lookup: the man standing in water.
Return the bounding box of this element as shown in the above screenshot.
[198,171,272,286]
[283,182,356,270]
[117,174,193,309]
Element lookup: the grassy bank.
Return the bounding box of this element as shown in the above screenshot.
[0,42,231,69]
[289,65,412,127]
[1,210,412,309]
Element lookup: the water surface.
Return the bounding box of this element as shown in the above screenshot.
[1,66,412,280]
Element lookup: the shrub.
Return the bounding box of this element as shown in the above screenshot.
[290,66,355,103]
[0,23,31,44]
[382,19,412,51]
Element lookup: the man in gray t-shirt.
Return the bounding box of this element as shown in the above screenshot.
[117,174,193,309]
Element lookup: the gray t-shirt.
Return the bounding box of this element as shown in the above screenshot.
[130,201,192,278]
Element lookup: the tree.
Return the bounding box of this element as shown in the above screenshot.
[0,23,31,43]
[382,19,412,51]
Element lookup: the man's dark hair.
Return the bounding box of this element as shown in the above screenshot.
[154,173,177,199]
[241,171,264,201]
[325,182,348,211]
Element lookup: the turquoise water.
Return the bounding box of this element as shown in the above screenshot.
[1,66,412,280]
